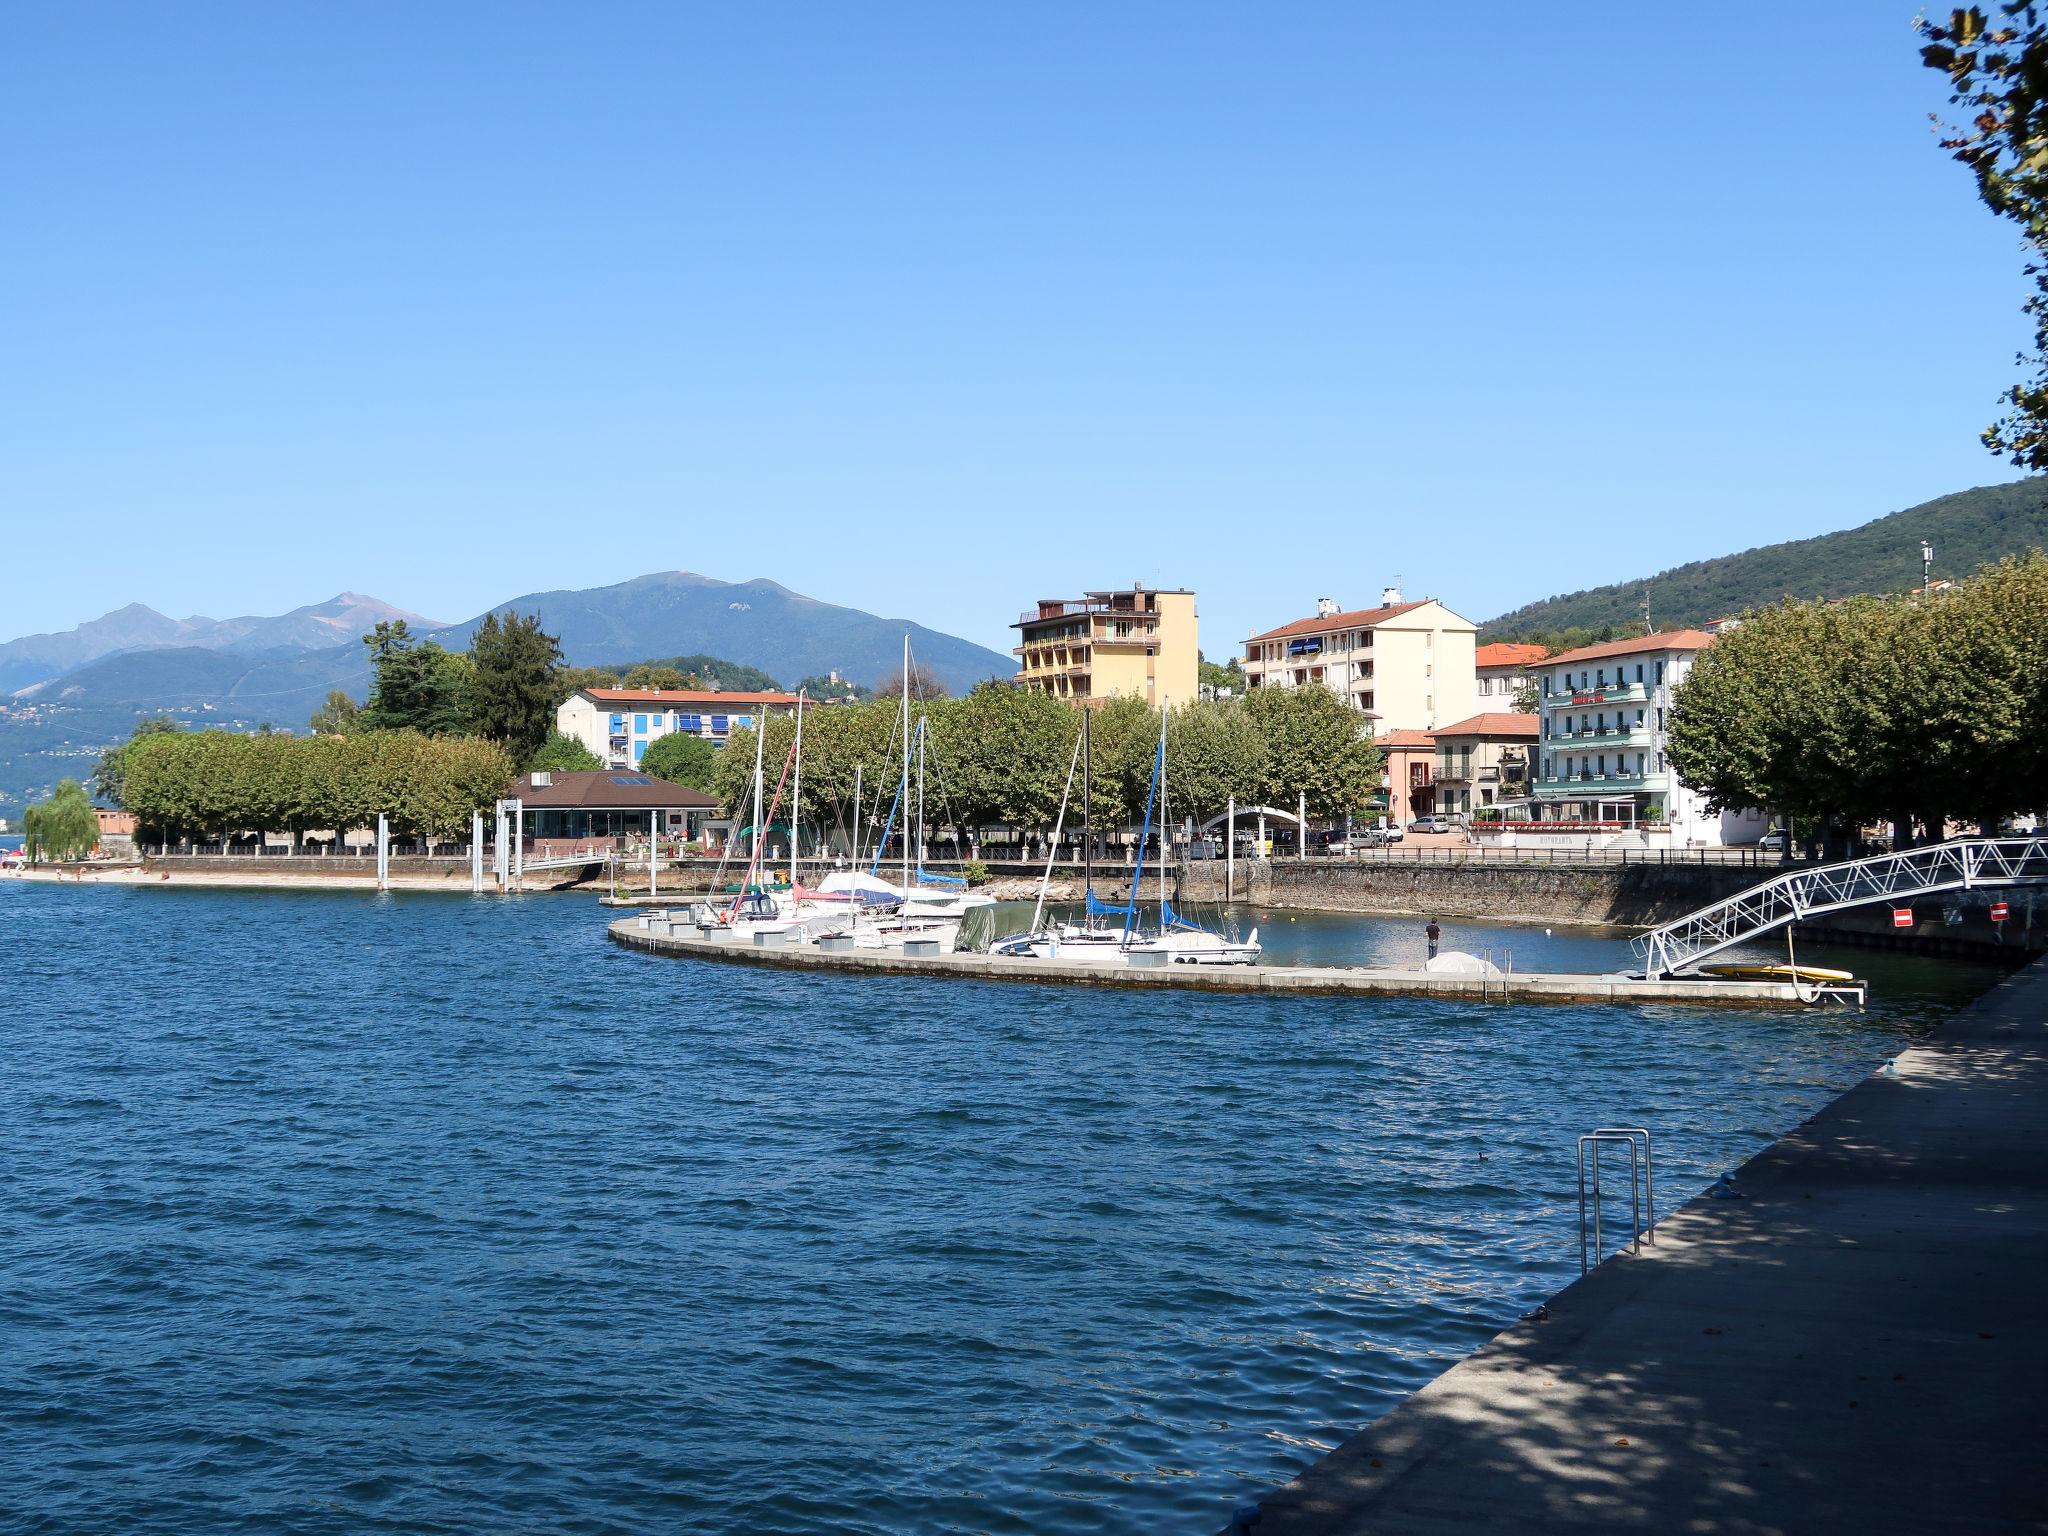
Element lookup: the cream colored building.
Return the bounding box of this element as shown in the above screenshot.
[1013,585,1198,707]
[1241,590,1477,734]
[557,686,803,770]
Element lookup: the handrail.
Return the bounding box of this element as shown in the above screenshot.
[1632,836,2048,977]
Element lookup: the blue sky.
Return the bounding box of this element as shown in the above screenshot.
[1,4,2029,657]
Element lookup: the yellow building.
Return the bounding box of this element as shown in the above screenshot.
[1012,584,1199,707]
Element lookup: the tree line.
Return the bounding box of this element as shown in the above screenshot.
[709,683,1383,840]
[116,728,514,846]
[1669,552,2048,850]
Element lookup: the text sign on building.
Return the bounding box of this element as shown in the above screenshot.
[1571,691,1607,705]
[1891,907,1915,929]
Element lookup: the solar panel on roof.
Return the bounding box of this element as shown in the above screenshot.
[608,774,652,786]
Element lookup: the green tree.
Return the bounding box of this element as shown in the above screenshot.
[796,673,872,700]
[1197,652,1245,695]
[556,664,622,702]
[468,611,565,763]
[876,662,947,701]
[620,662,697,690]
[309,689,361,735]
[1163,699,1267,817]
[23,778,99,863]
[92,715,180,805]
[361,620,471,735]
[528,731,602,772]
[1921,6,2048,466]
[640,731,717,790]
[1243,686,1382,818]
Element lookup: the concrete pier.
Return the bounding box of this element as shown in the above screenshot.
[1242,953,2048,1534]
[608,918,1842,1008]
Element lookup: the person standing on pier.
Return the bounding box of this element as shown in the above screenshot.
[1424,919,1441,960]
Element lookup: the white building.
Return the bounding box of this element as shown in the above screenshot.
[1240,589,1477,735]
[557,687,804,770]
[1530,630,1764,847]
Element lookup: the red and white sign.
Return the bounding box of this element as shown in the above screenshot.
[1892,907,1915,929]
[1990,900,2010,923]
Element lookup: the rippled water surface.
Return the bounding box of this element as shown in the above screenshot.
[0,884,2004,1532]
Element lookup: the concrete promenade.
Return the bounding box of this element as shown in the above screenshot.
[606,918,1832,1007]
[1245,954,2048,1534]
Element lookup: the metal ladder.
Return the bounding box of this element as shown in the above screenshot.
[1577,1127,1655,1272]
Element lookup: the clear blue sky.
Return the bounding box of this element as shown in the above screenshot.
[1,3,2029,657]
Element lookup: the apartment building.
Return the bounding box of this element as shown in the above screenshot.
[557,686,804,770]
[1474,641,1544,706]
[1530,631,1764,846]
[1430,712,1538,816]
[1012,584,1198,707]
[1240,589,1477,734]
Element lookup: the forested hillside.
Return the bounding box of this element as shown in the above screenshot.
[1483,480,2048,639]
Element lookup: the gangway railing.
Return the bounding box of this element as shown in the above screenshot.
[1632,837,2048,978]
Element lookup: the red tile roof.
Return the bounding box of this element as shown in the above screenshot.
[1376,728,1438,747]
[1246,600,1429,644]
[1542,629,1715,667]
[1474,642,1546,669]
[509,769,719,809]
[1432,711,1540,739]
[579,688,801,707]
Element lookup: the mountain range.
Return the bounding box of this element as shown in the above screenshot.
[1482,479,2048,638]
[0,572,1016,813]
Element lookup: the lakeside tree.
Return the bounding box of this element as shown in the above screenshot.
[639,731,717,791]
[120,728,513,846]
[876,662,947,701]
[468,611,564,763]
[1243,685,1383,818]
[309,689,362,735]
[91,715,180,806]
[361,620,471,735]
[528,731,602,772]
[1669,553,2048,847]
[23,778,99,863]
[1921,5,2048,466]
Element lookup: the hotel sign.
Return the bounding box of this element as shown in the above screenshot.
[1571,691,1607,705]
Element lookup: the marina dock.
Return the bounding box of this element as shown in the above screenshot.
[607,916,1851,1007]
[1238,953,2048,1534]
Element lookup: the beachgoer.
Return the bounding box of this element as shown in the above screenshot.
[1425,919,1441,960]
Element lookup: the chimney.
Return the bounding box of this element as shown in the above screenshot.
[1381,584,1403,605]
[1315,597,1338,618]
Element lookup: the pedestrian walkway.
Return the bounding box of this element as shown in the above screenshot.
[1246,955,2048,1534]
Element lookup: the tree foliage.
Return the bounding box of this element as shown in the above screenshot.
[876,662,947,701]
[361,621,471,735]
[1922,5,2048,466]
[91,715,180,805]
[527,731,602,772]
[1669,553,2048,841]
[309,690,361,735]
[119,728,513,844]
[639,730,717,790]
[1242,685,1383,817]
[23,778,99,863]
[468,610,564,763]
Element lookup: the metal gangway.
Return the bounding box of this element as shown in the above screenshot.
[1634,836,2048,978]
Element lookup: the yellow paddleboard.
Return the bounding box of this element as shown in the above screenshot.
[1700,963,1857,984]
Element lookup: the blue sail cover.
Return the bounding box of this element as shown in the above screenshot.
[868,772,906,877]
[1085,888,1134,918]
[916,865,967,888]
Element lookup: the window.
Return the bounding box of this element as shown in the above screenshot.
[1598,755,1607,776]
[1635,664,1644,683]
[632,740,646,763]
[609,713,625,733]
[1597,669,1607,687]
[678,713,701,734]
[711,715,728,735]
[1655,661,1666,685]
[1656,707,1665,731]
[634,714,647,733]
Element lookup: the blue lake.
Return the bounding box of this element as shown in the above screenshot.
[0,883,2004,1532]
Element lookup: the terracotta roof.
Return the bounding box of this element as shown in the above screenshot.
[1432,711,1540,739]
[1245,600,1430,644]
[579,688,801,707]
[1542,629,1715,667]
[1376,728,1438,747]
[1474,642,1546,669]
[509,769,719,810]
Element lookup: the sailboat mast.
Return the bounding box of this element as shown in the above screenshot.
[917,716,927,872]
[1158,701,1169,913]
[1082,709,1092,902]
[791,689,804,887]
[851,763,863,869]
[900,633,911,896]
[751,702,767,878]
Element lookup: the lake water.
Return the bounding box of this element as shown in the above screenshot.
[0,883,2004,1532]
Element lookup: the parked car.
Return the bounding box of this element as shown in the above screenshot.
[1408,815,1454,834]
[1757,828,1789,853]
[1376,822,1405,843]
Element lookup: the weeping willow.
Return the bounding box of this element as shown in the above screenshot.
[23,779,100,864]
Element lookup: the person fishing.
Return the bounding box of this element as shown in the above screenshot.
[1424,918,1442,960]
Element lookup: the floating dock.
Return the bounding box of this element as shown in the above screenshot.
[607,916,1845,1007]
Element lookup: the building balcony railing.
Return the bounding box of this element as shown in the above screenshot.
[1546,725,1655,744]
[1534,772,1669,794]
[1548,681,1652,706]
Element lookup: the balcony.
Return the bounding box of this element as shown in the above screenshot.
[1534,771,1669,794]
[1551,681,1652,706]
[1547,724,1654,744]
[1408,765,1433,788]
